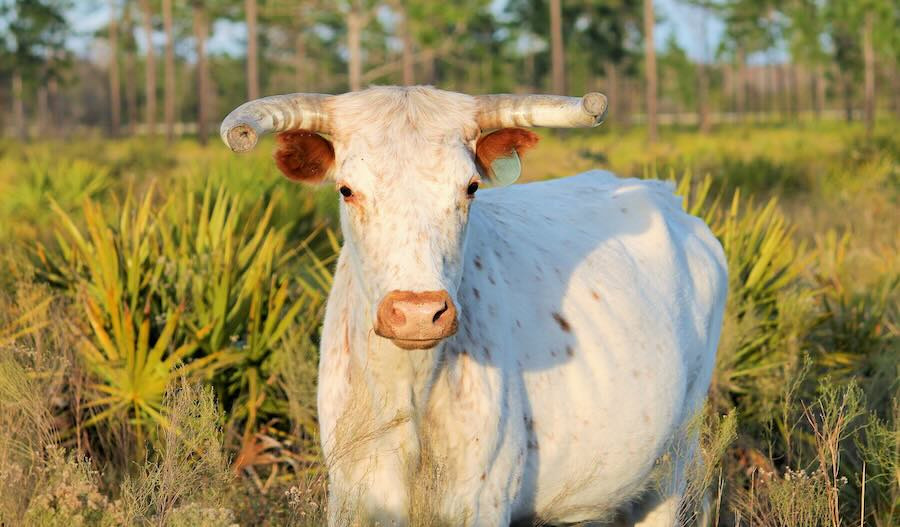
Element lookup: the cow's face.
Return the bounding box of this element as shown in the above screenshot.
[271,89,537,350]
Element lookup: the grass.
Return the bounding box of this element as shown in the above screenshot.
[0,119,897,525]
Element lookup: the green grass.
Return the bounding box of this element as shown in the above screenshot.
[0,121,897,525]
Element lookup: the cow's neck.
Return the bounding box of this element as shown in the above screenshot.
[344,268,443,425]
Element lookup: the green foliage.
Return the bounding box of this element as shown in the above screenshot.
[2,122,898,525]
[32,178,325,444]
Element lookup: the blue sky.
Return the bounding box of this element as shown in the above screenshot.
[66,0,726,63]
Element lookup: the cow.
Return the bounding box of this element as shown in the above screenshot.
[221,86,727,526]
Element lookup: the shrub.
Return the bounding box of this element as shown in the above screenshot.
[33,181,326,447]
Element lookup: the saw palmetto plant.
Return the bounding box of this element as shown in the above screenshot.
[33,180,326,445]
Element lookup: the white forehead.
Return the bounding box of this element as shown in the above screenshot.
[327,86,479,143]
[325,87,480,187]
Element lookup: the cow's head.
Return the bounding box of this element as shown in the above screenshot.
[221,87,606,350]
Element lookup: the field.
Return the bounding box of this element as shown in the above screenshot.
[0,121,897,526]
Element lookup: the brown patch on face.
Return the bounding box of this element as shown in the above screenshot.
[273,130,334,182]
[475,128,539,180]
[552,312,571,333]
[591,290,601,301]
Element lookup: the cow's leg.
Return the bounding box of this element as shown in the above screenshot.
[630,435,704,527]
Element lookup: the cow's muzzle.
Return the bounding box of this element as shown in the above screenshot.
[374,290,458,350]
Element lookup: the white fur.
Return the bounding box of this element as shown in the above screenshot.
[313,87,727,526]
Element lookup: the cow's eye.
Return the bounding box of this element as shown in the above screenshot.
[339,186,353,198]
[466,181,479,197]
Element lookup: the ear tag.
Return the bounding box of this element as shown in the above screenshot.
[489,150,521,187]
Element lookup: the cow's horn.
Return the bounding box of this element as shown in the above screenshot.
[474,93,608,130]
[220,93,332,152]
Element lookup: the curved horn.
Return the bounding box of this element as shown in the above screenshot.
[220,93,332,152]
[475,93,608,130]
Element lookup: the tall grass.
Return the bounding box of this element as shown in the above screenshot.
[0,125,897,525]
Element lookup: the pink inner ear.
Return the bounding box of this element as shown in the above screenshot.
[273,131,335,183]
[475,128,539,180]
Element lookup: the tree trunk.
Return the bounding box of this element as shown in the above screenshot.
[789,64,799,117]
[524,52,535,91]
[643,0,658,142]
[108,0,121,136]
[774,63,785,119]
[347,8,363,91]
[395,3,414,85]
[603,60,618,125]
[735,48,746,122]
[697,62,710,133]
[293,5,307,89]
[48,77,59,133]
[12,73,26,140]
[123,0,138,135]
[162,0,175,142]
[893,61,900,119]
[549,0,565,95]
[840,68,853,122]
[814,63,825,119]
[422,48,436,85]
[37,86,49,137]
[138,0,157,135]
[193,1,209,145]
[246,0,260,99]
[862,10,875,133]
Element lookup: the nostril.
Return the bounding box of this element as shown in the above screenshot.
[432,302,449,324]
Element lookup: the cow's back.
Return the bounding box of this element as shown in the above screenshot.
[459,171,728,522]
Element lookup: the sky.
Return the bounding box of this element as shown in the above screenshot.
[65,0,727,65]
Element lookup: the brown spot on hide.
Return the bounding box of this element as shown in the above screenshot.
[273,131,334,183]
[591,290,601,301]
[552,312,571,332]
[475,128,539,180]
[481,472,486,481]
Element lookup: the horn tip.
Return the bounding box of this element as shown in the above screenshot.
[223,123,259,153]
[582,93,609,124]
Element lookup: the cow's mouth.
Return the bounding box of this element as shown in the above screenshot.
[388,337,445,350]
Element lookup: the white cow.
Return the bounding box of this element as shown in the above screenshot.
[221,86,727,526]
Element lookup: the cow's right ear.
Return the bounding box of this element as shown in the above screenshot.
[273,130,335,183]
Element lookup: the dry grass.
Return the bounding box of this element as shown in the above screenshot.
[0,122,897,525]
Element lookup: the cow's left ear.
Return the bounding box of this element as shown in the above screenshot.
[475,128,539,187]
[273,130,335,183]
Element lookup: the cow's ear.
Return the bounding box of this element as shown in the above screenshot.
[273,130,335,183]
[475,128,539,187]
